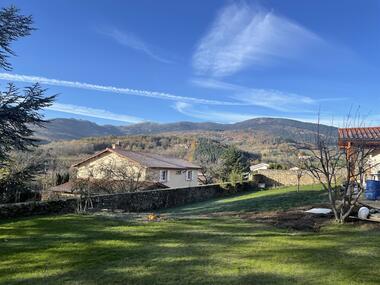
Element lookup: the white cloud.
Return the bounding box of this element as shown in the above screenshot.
[173,102,255,123]
[0,73,321,113]
[193,2,324,77]
[190,78,242,91]
[236,89,315,112]
[192,77,316,112]
[47,103,144,124]
[100,28,173,64]
[0,73,238,106]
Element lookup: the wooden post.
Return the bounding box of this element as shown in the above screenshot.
[346,142,356,181]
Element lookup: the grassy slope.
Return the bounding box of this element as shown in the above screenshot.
[1,186,380,285]
[163,184,327,215]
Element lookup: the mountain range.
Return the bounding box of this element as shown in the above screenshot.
[33,117,338,143]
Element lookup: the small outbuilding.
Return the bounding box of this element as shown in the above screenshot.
[338,127,380,180]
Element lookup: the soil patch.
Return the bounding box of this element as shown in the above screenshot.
[238,210,332,231]
[199,204,333,231]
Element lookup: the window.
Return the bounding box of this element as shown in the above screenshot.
[176,170,182,175]
[186,170,193,181]
[159,170,168,182]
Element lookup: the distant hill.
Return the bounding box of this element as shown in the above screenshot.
[33,118,124,141]
[33,117,338,143]
[119,121,225,135]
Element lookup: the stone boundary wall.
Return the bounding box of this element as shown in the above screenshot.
[0,199,78,219]
[0,182,255,219]
[254,170,319,187]
[90,182,253,212]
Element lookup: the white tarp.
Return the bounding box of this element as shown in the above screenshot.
[305,208,332,215]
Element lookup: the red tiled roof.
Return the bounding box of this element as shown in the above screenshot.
[338,127,380,141]
[338,127,380,147]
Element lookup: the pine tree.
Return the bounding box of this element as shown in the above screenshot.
[0,6,55,202]
[219,146,249,181]
[0,6,33,70]
[0,6,55,164]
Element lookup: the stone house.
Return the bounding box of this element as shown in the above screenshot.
[72,145,202,188]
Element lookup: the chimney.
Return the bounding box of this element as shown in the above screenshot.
[112,140,121,149]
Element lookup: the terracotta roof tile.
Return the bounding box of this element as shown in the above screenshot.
[338,127,380,146]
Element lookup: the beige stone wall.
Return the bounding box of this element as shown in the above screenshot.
[76,152,147,180]
[254,169,319,186]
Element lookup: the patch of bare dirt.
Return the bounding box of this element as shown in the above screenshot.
[193,205,332,231]
[199,204,333,231]
[238,210,332,232]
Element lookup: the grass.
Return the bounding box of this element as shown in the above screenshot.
[1,185,380,285]
[163,184,327,215]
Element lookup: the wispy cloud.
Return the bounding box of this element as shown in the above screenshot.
[0,73,321,113]
[100,28,173,64]
[193,2,325,77]
[191,78,241,91]
[192,77,316,112]
[236,89,315,112]
[47,103,144,124]
[0,73,238,106]
[173,102,255,123]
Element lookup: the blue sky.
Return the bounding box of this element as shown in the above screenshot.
[1,0,380,126]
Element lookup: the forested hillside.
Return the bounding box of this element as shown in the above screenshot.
[33,117,338,144]
[16,117,338,196]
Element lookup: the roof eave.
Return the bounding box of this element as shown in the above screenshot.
[71,148,112,168]
[148,166,202,170]
[72,148,201,169]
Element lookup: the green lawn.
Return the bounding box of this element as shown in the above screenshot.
[1,185,380,285]
[163,184,328,215]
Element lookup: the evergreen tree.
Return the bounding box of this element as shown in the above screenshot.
[219,146,249,181]
[0,6,33,70]
[0,6,55,202]
[0,6,55,164]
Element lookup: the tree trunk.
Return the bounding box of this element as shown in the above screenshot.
[327,186,339,221]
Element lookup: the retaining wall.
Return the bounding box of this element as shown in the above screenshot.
[0,182,255,219]
[0,199,78,219]
[254,170,319,187]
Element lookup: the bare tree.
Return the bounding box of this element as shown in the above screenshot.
[296,168,304,193]
[97,158,149,192]
[72,177,94,213]
[72,157,151,194]
[301,116,376,223]
[0,150,45,203]
[194,142,220,184]
[198,158,219,185]
[70,157,154,212]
